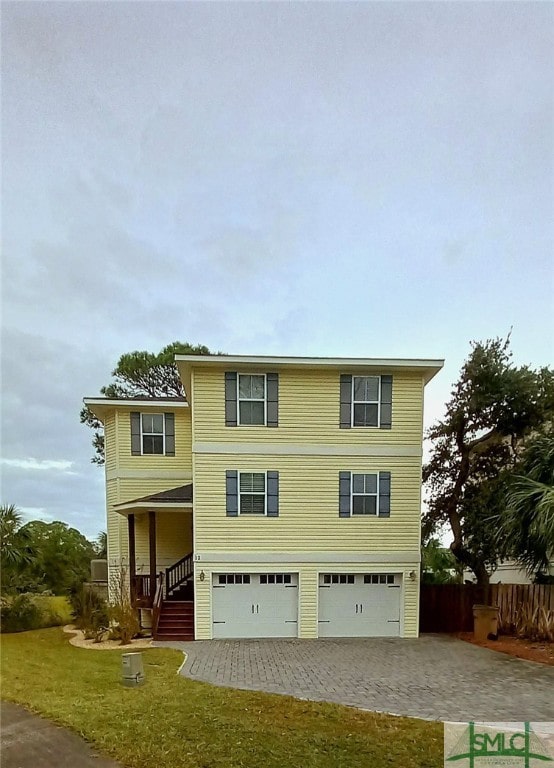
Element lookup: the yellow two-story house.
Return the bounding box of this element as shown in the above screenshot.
[84,354,442,642]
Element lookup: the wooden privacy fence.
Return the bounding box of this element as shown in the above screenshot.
[419,583,554,633]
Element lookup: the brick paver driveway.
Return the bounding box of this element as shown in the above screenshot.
[157,635,554,721]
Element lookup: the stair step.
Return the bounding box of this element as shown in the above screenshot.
[162,601,193,606]
[158,618,194,626]
[155,635,194,641]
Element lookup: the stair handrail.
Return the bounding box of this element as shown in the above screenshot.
[165,552,194,597]
[152,571,165,636]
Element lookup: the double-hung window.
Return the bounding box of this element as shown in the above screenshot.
[239,472,266,514]
[339,470,391,518]
[340,373,392,429]
[130,411,175,456]
[238,374,266,425]
[352,376,380,427]
[352,473,378,515]
[141,413,165,454]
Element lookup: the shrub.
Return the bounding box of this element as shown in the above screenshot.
[108,564,140,645]
[512,604,554,642]
[70,587,109,642]
[0,594,41,633]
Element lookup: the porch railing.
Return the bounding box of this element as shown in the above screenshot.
[152,571,165,636]
[131,574,153,607]
[165,552,194,598]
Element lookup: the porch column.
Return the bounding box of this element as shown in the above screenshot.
[128,514,136,603]
[149,510,157,600]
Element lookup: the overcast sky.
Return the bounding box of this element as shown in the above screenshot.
[1,1,552,540]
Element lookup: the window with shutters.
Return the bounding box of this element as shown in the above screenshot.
[339,470,391,518]
[131,411,175,456]
[141,413,165,454]
[239,472,266,515]
[238,374,266,425]
[351,473,378,515]
[340,373,392,429]
[352,376,380,427]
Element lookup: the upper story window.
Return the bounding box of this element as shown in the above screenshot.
[239,471,266,514]
[225,469,279,517]
[130,412,175,456]
[351,473,378,515]
[340,374,392,429]
[352,376,380,427]
[238,374,266,425]
[339,470,391,518]
[225,372,279,427]
[141,413,165,454]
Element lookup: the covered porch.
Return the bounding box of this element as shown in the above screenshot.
[114,484,194,609]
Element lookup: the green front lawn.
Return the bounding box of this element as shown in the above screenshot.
[0,629,442,768]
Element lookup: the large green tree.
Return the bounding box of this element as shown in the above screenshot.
[423,337,554,585]
[16,520,97,594]
[497,433,554,577]
[80,341,213,464]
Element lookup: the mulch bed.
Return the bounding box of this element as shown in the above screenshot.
[456,632,554,666]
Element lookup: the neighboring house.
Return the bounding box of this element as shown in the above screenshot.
[84,354,443,641]
[463,562,554,585]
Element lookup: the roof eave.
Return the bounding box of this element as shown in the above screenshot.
[83,398,189,422]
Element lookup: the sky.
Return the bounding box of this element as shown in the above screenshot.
[1,1,553,540]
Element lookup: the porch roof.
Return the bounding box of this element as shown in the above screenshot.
[114,483,193,515]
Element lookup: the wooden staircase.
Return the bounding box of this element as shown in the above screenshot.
[152,553,195,641]
[154,600,194,641]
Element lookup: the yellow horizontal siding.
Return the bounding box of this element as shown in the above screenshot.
[117,478,191,505]
[192,368,424,445]
[106,479,120,566]
[116,408,192,472]
[194,561,419,639]
[134,512,193,572]
[403,577,419,637]
[104,412,117,474]
[194,454,421,553]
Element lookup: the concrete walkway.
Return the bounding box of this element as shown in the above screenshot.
[0,701,121,768]
[156,635,554,721]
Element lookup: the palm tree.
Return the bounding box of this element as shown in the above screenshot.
[95,531,108,559]
[498,435,554,576]
[0,504,35,566]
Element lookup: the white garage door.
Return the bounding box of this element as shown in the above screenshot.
[318,573,401,637]
[212,573,298,639]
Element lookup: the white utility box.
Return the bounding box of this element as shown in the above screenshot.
[121,652,145,687]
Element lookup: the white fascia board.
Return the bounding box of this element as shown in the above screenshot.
[176,355,444,384]
[113,501,193,516]
[83,398,189,408]
[83,398,189,422]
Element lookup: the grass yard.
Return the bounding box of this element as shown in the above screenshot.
[0,629,442,768]
[30,594,73,625]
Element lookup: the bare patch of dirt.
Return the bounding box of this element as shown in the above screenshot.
[457,632,554,665]
[63,624,153,650]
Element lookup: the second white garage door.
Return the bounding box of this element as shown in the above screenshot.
[318,573,401,637]
[212,573,298,638]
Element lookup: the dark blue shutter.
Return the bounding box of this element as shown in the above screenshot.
[378,471,391,517]
[339,471,351,517]
[266,373,279,427]
[380,375,392,429]
[225,372,237,426]
[164,413,175,455]
[226,470,238,516]
[340,375,352,429]
[266,471,279,517]
[130,412,141,455]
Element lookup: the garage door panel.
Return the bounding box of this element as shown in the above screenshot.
[212,573,298,639]
[318,573,401,638]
